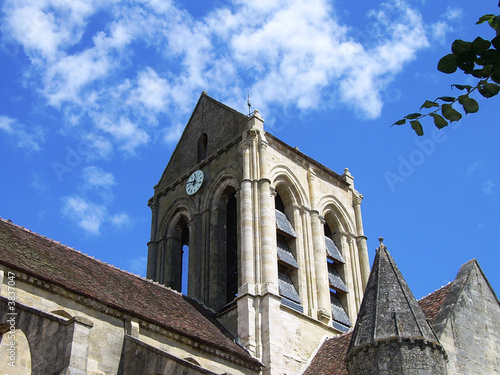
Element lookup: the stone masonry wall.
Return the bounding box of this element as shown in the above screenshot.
[346,340,447,375]
[438,263,500,375]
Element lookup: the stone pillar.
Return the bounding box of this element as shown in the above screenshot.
[146,199,159,280]
[258,138,278,293]
[239,141,254,290]
[311,212,331,322]
[260,293,283,375]
[353,192,370,288]
[62,316,94,375]
[348,235,363,311]
[237,139,257,356]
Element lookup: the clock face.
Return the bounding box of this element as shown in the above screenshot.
[186,170,204,195]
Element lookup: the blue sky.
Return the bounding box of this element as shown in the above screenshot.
[1,0,498,300]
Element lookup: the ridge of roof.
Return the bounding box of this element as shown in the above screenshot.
[0,217,260,368]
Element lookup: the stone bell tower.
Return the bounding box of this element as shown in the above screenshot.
[147,92,370,374]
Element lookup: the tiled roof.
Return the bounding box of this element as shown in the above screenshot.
[418,282,452,323]
[302,332,352,375]
[0,218,260,368]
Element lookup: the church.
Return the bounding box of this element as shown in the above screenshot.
[0,92,499,374]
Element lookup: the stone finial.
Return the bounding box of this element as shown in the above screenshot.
[377,237,386,252]
[342,167,354,188]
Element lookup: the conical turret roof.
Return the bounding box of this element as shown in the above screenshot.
[347,238,442,355]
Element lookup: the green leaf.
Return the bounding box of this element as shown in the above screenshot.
[430,113,448,129]
[452,84,472,91]
[420,100,439,110]
[457,61,474,73]
[492,36,500,51]
[410,120,424,136]
[451,40,472,55]
[477,49,500,65]
[438,54,458,74]
[405,113,422,120]
[392,119,406,126]
[478,82,500,98]
[472,37,491,55]
[471,68,490,78]
[458,95,479,114]
[441,104,463,122]
[476,14,496,25]
[436,96,456,102]
[492,65,500,84]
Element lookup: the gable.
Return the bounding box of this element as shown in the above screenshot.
[431,260,500,374]
[156,93,248,190]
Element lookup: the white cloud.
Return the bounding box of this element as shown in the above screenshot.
[81,166,116,201]
[443,7,463,22]
[483,180,495,195]
[31,171,47,192]
[0,115,43,151]
[467,161,484,176]
[2,0,97,60]
[430,21,449,43]
[82,166,116,190]
[134,68,170,111]
[2,0,439,154]
[61,195,131,235]
[62,196,107,235]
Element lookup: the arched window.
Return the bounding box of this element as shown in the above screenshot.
[164,216,190,293]
[197,133,208,163]
[324,221,351,331]
[275,193,302,312]
[0,326,32,375]
[213,186,238,310]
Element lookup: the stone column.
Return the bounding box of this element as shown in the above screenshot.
[239,141,255,291]
[258,137,278,294]
[62,316,94,375]
[348,234,363,311]
[146,199,159,280]
[237,139,257,356]
[311,212,331,322]
[353,192,370,288]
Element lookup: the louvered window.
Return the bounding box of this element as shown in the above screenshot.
[275,195,301,312]
[324,231,351,330]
